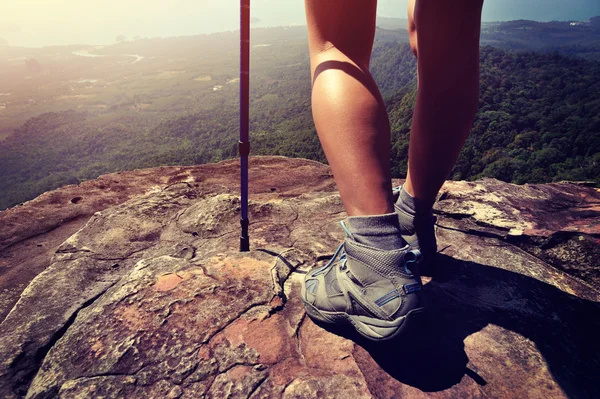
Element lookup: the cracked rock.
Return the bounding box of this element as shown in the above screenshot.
[0,157,598,399]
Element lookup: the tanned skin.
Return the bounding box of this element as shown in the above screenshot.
[305,0,484,215]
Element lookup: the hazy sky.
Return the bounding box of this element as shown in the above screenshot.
[2,0,600,47]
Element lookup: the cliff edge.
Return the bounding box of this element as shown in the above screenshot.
[0,156,599,398]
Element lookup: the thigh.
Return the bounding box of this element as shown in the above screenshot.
[304,0,378,69]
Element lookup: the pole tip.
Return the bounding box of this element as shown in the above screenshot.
[240,217,250,252]
[240,236,250,252]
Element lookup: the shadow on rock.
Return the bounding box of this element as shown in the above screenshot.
[314,254,600,397]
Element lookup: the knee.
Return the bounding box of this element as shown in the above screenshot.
[305,0,377,69]
[410,0,483,57]
[408,22,418,59]
[407,0,418,59]
[309,44,371,72]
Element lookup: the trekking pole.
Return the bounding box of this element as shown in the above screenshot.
[239,0,250,252]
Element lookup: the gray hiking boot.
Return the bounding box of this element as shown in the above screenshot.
[393,185,437,272]
[301,221,425,341]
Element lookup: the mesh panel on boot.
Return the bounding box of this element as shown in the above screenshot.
[344,239,407,277]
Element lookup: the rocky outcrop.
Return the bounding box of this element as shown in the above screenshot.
[0,163,239,323]
[0,156,598,398]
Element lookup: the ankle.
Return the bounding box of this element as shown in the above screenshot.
[395,185,433,217]
[344,213,405,251]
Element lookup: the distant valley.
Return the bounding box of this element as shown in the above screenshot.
[0,19,599,210]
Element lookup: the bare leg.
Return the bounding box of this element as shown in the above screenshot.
[404,0,484,204]
[305,0,392,217]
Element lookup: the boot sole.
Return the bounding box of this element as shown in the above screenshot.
[302,299,425,342]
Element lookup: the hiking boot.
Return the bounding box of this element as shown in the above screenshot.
[301,221,425,341]
[393,185,437,273]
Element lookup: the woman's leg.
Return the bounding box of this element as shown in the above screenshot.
[305,0,392,217]
[404,0,484,204]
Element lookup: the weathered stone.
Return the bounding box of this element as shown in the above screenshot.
[0,157,334,321]
[206,365,267,399]
[0,157,598,399]
[435,179,600,289]
[281,375,372,399]
[59,376,137,399]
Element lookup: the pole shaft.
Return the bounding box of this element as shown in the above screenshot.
[240,0,250,252]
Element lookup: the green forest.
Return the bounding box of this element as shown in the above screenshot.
[374,43,600,182]
[0,26,599,210]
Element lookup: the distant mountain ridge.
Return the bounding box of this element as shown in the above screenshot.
[375,16,600,59]
[481,17,600,59]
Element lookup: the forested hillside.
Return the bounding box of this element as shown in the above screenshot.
[1,30,599,210]
[377,43,600,183]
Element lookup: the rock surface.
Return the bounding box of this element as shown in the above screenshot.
[0,156,599,399]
